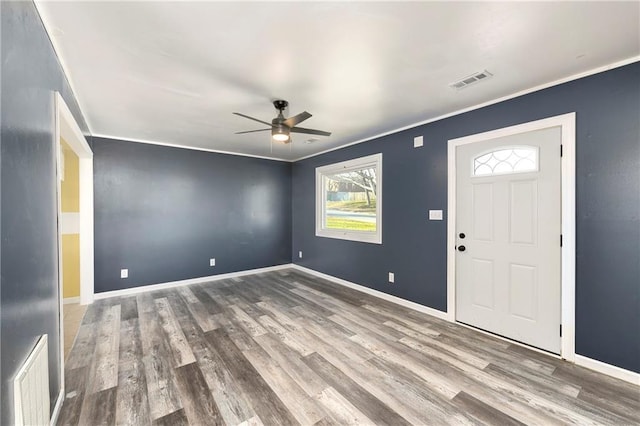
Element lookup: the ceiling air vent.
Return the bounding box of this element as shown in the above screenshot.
[449,70,493,90]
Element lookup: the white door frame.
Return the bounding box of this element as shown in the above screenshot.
[446,112,576,361]
[52,93,94,423]
[55,92,94,306]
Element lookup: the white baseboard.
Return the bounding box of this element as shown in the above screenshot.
[63,297,80,304]
[575,354,640,386]
[50,388,64,426]
[93,264,293,300]
[291,264,449,321]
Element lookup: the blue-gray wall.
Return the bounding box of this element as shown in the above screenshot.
[292,62,640,373]
[0,2,91,424]
[92,137,292,293]
[1,10,638,426]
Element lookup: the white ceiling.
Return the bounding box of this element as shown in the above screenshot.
[36,1,639,161]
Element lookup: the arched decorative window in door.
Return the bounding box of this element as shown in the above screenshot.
[473,146,538,176]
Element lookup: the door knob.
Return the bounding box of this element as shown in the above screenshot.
[458,245,466,252]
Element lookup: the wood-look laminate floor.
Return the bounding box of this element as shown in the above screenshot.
[58,269,639,426]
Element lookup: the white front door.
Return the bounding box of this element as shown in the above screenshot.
[455,126,562,354]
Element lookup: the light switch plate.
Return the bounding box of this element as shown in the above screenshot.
[413,135,424,148]
[120,269,128,279]
[429,210,443,220]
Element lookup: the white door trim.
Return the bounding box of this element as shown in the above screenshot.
[53,93,94,424]
[55,93,94,306]
[447,112,576,361]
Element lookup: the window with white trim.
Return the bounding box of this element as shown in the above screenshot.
[316,153,382,244]
[473,146,538,176]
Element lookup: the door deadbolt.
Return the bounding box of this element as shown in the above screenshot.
[459,233,466,239]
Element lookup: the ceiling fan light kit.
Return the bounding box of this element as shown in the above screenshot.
[234,99,331,145]
[272,125,290,142]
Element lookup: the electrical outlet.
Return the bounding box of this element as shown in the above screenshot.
[120,269,128,279]
[210,258,216,267]
[429,210,443,220]
[388,272,395,283]
[298,251,303,259]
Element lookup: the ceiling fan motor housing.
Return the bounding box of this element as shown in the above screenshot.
[273,99,289,112]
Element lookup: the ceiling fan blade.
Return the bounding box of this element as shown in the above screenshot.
[283,111,312,128]
[290,126,332,137]
[233,112,274,127]
[235,128,271,134]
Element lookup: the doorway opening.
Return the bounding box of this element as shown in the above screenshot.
[54,93,94,405]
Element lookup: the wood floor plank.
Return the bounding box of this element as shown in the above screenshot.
[155,297,196,367]
[363,304,443,338]
[56,366,88,426]
[237,415,265,426]
[61,269,639,426]
[296,314,373,363]
[577,389,640,424]
[315,386,376,426]
[77,387,117,426]
[307,326,473,426]
[191,284,226,315]
[484,361,580,398]
[205,328,299,426]
[303,352,411,425]
[176,287,219,332]
[174,362,224,425]
[452,391,526,426]
[287,272,365,306]
[253,332,328,397]
[192,337,256,425]
[329,312,405,343]
[118,318,144,365]
[176,305,257,425]
[243,345,327,424]
[255,300,301,331]
[229,304,267,337]
[64,324,96,370]
[152,409,189,426]
[391,334,601,424]
[137,293,184,420]
[91,304,121,393]
[120,296,139,321]
[116,318,151,426]
[382,319,441,338]
[291,305,353,337]
[436,331,558,376]
[484,363,634,425]
[220,309,261,351]
[399,335,489,371]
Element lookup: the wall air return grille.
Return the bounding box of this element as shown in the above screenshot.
[14,335,50,426]
[449,70,493,90]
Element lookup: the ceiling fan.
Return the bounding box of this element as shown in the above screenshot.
[234,100,331,144]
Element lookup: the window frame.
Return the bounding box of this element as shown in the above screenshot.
[315,153,383,244]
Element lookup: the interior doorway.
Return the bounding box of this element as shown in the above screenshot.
[447,113,576,360]
[54,93,94,400]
